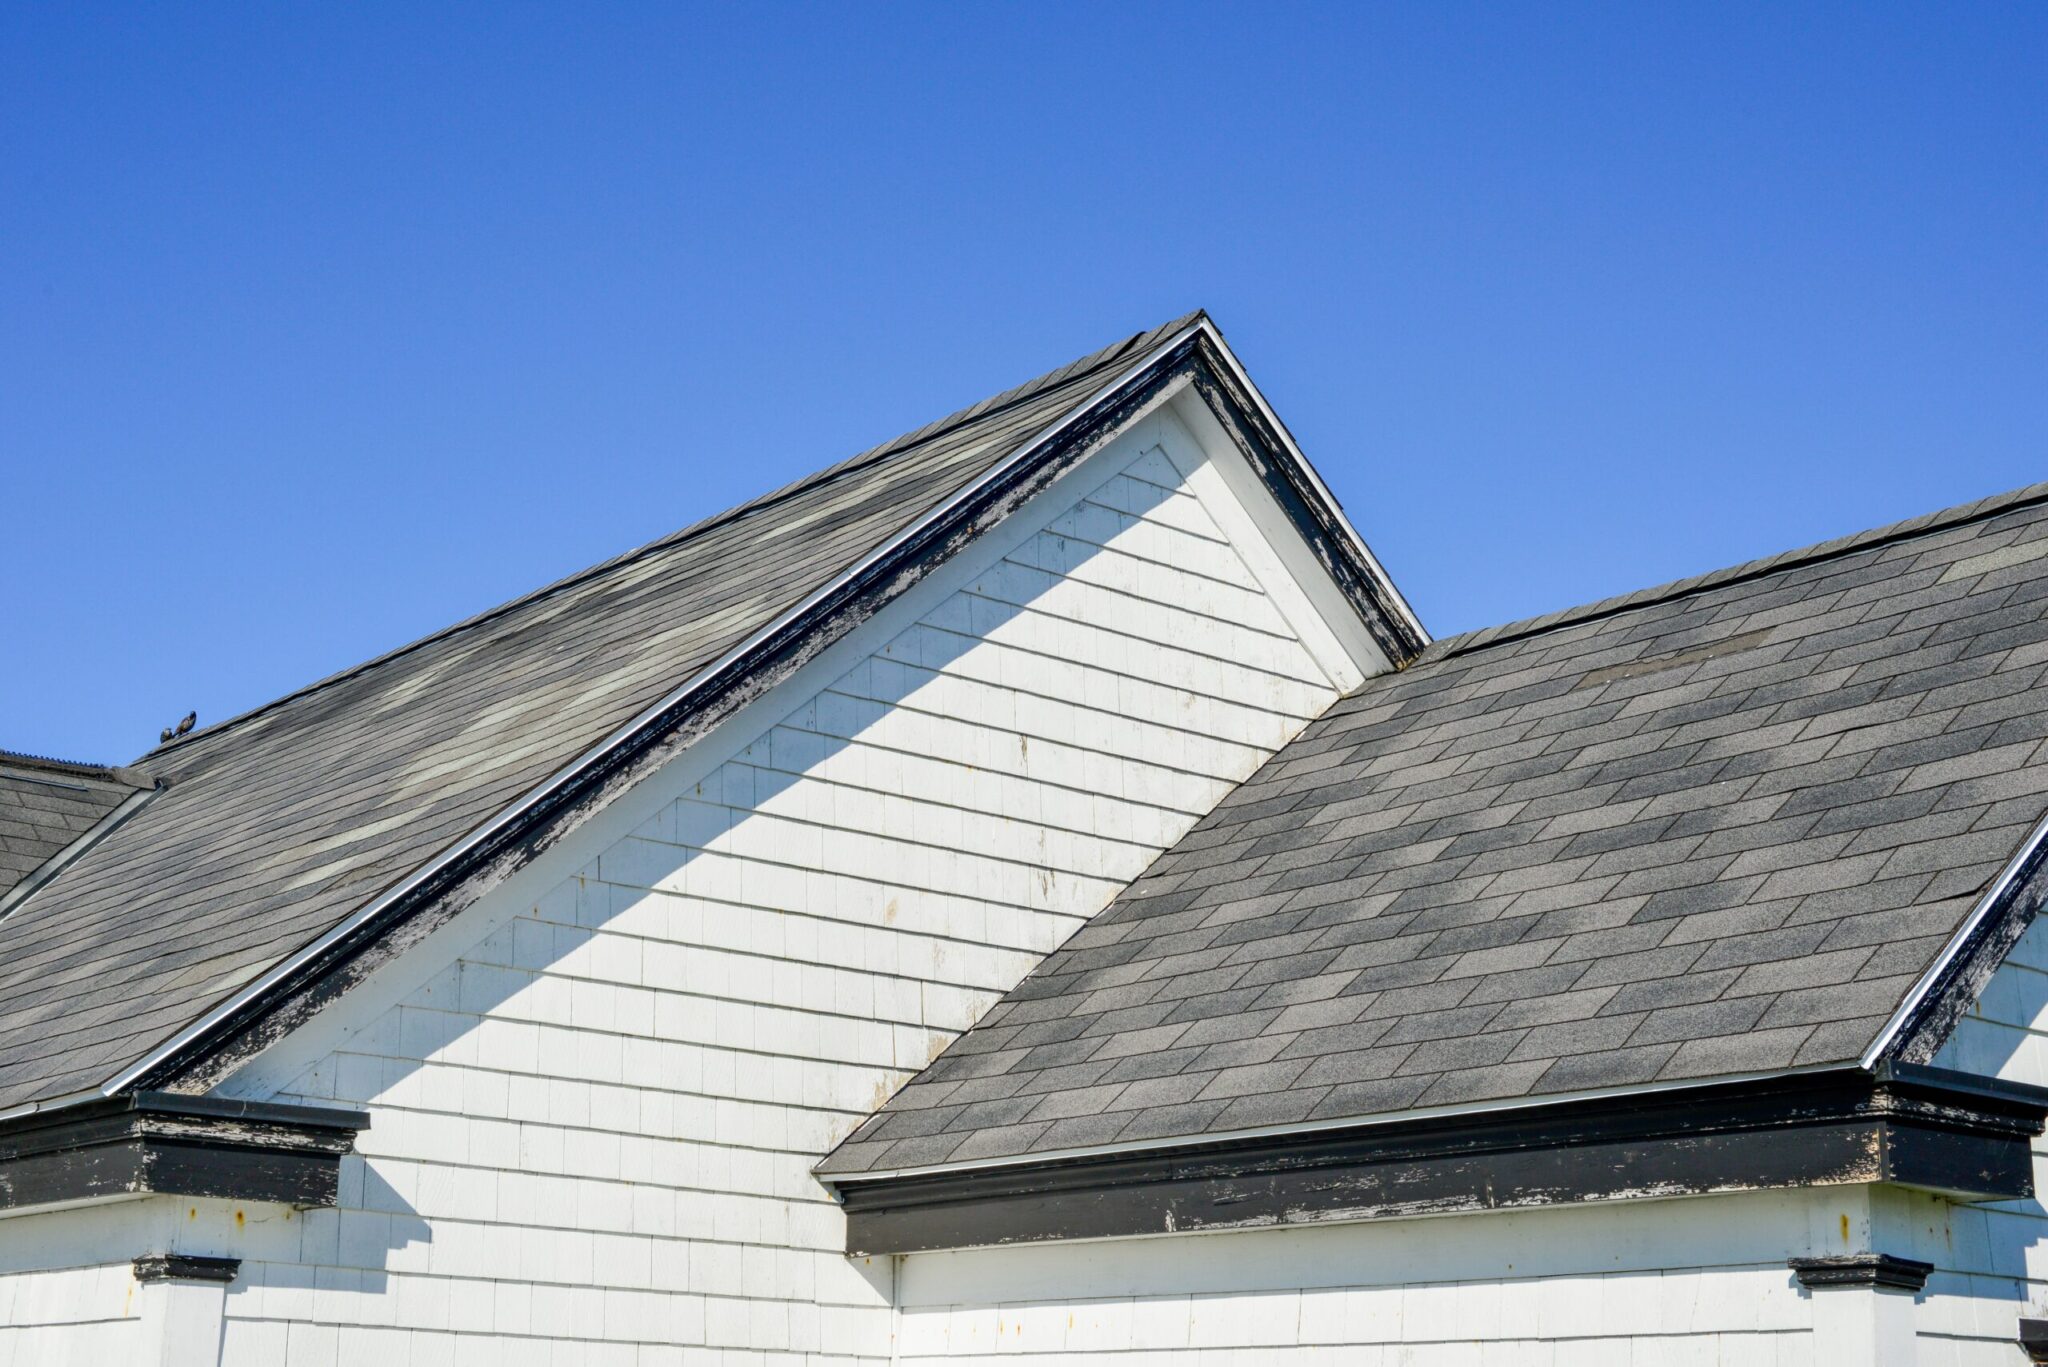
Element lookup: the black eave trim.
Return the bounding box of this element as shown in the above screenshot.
[1184,337,1425,664]
[0,1090,366,1213]
[832,1064,2048,1256]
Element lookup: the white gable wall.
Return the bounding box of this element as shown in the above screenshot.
[140,388,1382,1364]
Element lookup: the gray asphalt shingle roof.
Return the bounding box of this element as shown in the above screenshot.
[0,754,144,900]
[819,481,2048,1176]
[0,313,1203,1113]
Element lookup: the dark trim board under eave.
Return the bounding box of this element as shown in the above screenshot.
[0,1092,366,1214]
[832,1064,2048,1256]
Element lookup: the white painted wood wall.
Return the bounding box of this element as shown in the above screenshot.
[158,399,1365,1364]
[0,1197,282,1367]
[0,1263,139,1367]
[892,1186,1848,1364]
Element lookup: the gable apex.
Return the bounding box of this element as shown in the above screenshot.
[0,312,1421,1129]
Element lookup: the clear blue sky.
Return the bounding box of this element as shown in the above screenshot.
[4,5,2043,764]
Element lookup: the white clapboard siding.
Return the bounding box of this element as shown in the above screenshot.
[0,1263,140,1367]
[206,413,1357,1364]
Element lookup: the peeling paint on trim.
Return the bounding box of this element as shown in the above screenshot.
[837,1064,2048,1255]
[1863,805,2048,1069]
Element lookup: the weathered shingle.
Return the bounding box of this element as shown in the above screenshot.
[0,314,1207,1112]
[820,482,2048,1176]
[0,754,145,900]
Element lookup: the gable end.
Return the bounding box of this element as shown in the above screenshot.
[125,316,1422,1107]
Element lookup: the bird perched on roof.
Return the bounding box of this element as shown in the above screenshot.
[176,711,196,737]
[160,711,197,744]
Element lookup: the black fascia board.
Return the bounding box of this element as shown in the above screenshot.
[0,1090,367,1213]
[833,1065,2048,1256]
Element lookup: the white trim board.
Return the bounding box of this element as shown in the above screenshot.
[892,1183,1874,1305]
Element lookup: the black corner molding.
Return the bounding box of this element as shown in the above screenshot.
[132,1253,241,1285]
[1788,1253,1935,1292]
[2019,1316,2048,1363]
[0,1091,367,1214]
[832,1063,2048,1256]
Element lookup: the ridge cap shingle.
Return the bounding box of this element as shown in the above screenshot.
[1413,479,2048,669]
[0,750,149,791]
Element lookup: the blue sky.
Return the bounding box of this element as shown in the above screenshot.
[4,4,2043,763]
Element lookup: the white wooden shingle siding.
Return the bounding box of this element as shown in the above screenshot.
[892,1188,1837,1364]
[200,409,1362,1363]
[0,1263,139,1367]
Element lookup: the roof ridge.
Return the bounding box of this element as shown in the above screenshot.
[0,749,143,786]
[1415,478,2048,666]
[139,312,1206,764]
[0,748,109,774]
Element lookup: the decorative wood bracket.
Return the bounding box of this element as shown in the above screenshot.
[132,1254,241,1285]
[1787,1254,1934,1293]
[0,1091,366,1214]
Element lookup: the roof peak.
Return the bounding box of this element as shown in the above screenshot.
[1420,477,2048,666]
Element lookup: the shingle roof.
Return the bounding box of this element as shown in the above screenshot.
[0,753,146,901]
[820,481,2048,1176]
[0,312,1210,1113]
